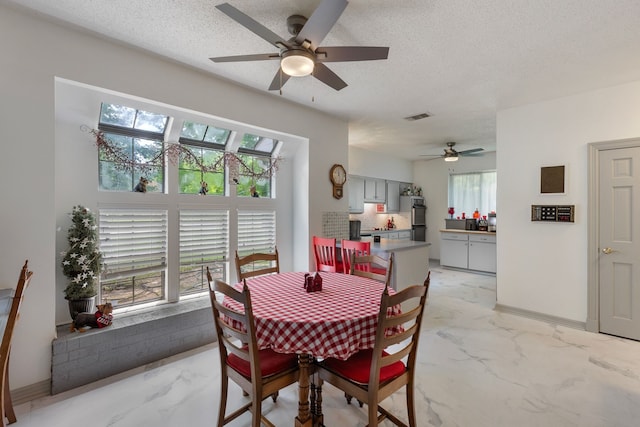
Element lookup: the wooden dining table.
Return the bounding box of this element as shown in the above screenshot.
[225,271,401,427]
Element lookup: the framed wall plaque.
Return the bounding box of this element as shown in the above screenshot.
[540,165,565,194]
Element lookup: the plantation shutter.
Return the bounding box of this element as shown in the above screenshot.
[99,209,168,279]
[237,210,276,257]
[179,210,229,267]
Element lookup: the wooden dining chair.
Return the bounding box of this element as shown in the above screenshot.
[351,252,394,287]
[1,260,33,427]
[315,272,430,427]
[234,247,279,281]
[341,240,371,274]
[207,268,299,427]
[312,236,342,273]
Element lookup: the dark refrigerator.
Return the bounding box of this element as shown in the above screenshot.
[410,197,426,241]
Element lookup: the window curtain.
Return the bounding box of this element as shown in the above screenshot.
[448,171,497,217]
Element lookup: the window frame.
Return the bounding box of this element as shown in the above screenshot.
[91,103,283,313]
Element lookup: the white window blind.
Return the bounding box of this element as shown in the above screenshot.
[99,209,168,280]
[237,210,276,257]
[179,210,229,267]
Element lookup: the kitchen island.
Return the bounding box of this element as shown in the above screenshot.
[355,237,431,291]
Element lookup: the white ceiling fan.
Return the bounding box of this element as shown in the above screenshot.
[420,142,484,162]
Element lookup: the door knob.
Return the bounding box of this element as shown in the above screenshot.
[602,247,615,254]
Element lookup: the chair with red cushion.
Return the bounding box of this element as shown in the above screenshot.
[315,272,430,427]
[312,236,342,273]
[351,252,394,288]
[207,269,299,427]
[341,239,371,274]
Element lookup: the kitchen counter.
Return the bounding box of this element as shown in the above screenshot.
[440,229,496,235]
[358,236,431,252]
[340,237,430,292]
[361,228,411,236]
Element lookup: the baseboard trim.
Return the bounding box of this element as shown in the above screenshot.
[494,303,586,331]
[12,379,50,405]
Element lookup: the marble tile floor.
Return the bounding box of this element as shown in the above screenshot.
[13,266,640,427]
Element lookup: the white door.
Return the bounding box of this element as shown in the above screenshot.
[599,146,640,340]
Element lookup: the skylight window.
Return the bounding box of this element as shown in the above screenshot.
[238,133,277,154]
[99,103,168,134]
[180,121,231,146]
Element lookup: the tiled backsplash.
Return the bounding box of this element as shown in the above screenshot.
[322,211,350,240]
[349,203,411,231]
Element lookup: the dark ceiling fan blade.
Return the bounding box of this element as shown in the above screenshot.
[295,0,348,50]
[210,53,280,63]
[458,148,484,155]
[216,3,289,49]
[316,46,389,62]
[312,63,348,91]
[268,69,291,91]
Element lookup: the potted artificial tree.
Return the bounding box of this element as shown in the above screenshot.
[61,205,103,319]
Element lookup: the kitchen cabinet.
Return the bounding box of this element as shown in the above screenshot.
[398,230,411,239]
[348,176,365,213]
[440,232,469,269]
[385,181,400,213]
[369,229,411,240]
[364,178,386,203]
[440,231,496,273]
[468,234,497,272]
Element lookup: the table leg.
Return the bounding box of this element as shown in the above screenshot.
[295,354,313,427]
[314,375,324,427]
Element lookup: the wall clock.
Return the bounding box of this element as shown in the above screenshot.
[329,164,347,199]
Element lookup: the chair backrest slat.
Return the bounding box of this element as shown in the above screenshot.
[351,252,394,287]
[235,248,280,281]
[341,240,371,274]
[313,236,338,273]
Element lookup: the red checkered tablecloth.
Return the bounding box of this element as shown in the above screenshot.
[223,272,402,360]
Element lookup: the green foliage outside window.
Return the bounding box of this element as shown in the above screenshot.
[98,133,164,192]
[235,153,271,197]
[178,146,225,195]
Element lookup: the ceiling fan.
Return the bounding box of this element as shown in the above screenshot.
[209,0,389,91]
[420,142,484,162]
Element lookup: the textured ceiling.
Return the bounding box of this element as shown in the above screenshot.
[6,0,640,159]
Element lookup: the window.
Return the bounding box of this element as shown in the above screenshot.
[448,171,497,217]
[99,209,168,308]
[89,100,283,311]
[235,133,278,198]
[237,210,276,273]
[179,210,229,296]
[178,121,231,195]
[97,103,168,192]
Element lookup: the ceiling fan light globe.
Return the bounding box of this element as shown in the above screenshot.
[281,49,315,77]
[444,155,458,162]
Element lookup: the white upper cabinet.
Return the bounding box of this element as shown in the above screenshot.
[348,176,365,213]
[364,178,386,203]
[386,181,400,212]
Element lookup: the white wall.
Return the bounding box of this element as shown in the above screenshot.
[0,4,348,390]
[348,146,413,182]
[496,81,640,322]
[413,153,497,257]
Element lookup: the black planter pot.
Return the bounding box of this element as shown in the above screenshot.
[67,296,96,320]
